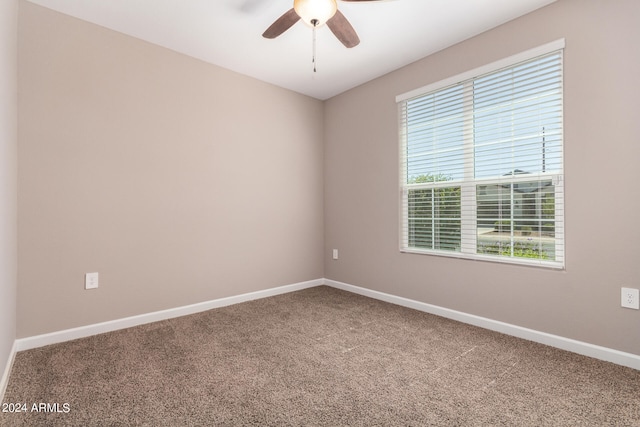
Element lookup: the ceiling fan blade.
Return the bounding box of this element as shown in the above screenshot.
[326,10,360,48]
[262,9,300,39]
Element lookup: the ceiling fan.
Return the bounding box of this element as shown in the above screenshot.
[262,0,387,49]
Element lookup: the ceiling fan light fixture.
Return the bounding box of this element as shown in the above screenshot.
[294,0,337,27]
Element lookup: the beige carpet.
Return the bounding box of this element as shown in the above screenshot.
[2,286,639,426]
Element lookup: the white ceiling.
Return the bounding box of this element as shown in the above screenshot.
[26,0,557,100]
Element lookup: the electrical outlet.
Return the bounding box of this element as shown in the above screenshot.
[332,249,339,260]
[85,272,99,290]
[621,287,639,309]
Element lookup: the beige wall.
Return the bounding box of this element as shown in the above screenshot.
[17,2,324,337]
[0,0,19,382]
[324,0,640,356]
[15,0,640,358]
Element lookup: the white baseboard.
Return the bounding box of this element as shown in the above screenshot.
[0,340,17,402]
[16,278,323,352]
[13,277,640,371]
[325,279,640,371]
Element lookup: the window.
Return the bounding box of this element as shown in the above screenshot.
[398,40,564,268]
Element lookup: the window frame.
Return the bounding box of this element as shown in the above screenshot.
[397,39,565,269]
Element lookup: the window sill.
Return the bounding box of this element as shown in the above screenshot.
[400,247,565,270]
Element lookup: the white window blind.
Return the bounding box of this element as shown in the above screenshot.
[398,41,564,268]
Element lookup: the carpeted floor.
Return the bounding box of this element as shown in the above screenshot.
[1,285,639,426]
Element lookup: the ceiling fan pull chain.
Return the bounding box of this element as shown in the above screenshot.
[311,19,318,73]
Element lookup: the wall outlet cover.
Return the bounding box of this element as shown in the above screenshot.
[621,287,639,310]
[85,272,99,290]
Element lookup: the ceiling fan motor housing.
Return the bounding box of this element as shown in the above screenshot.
[294,0,338,27]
